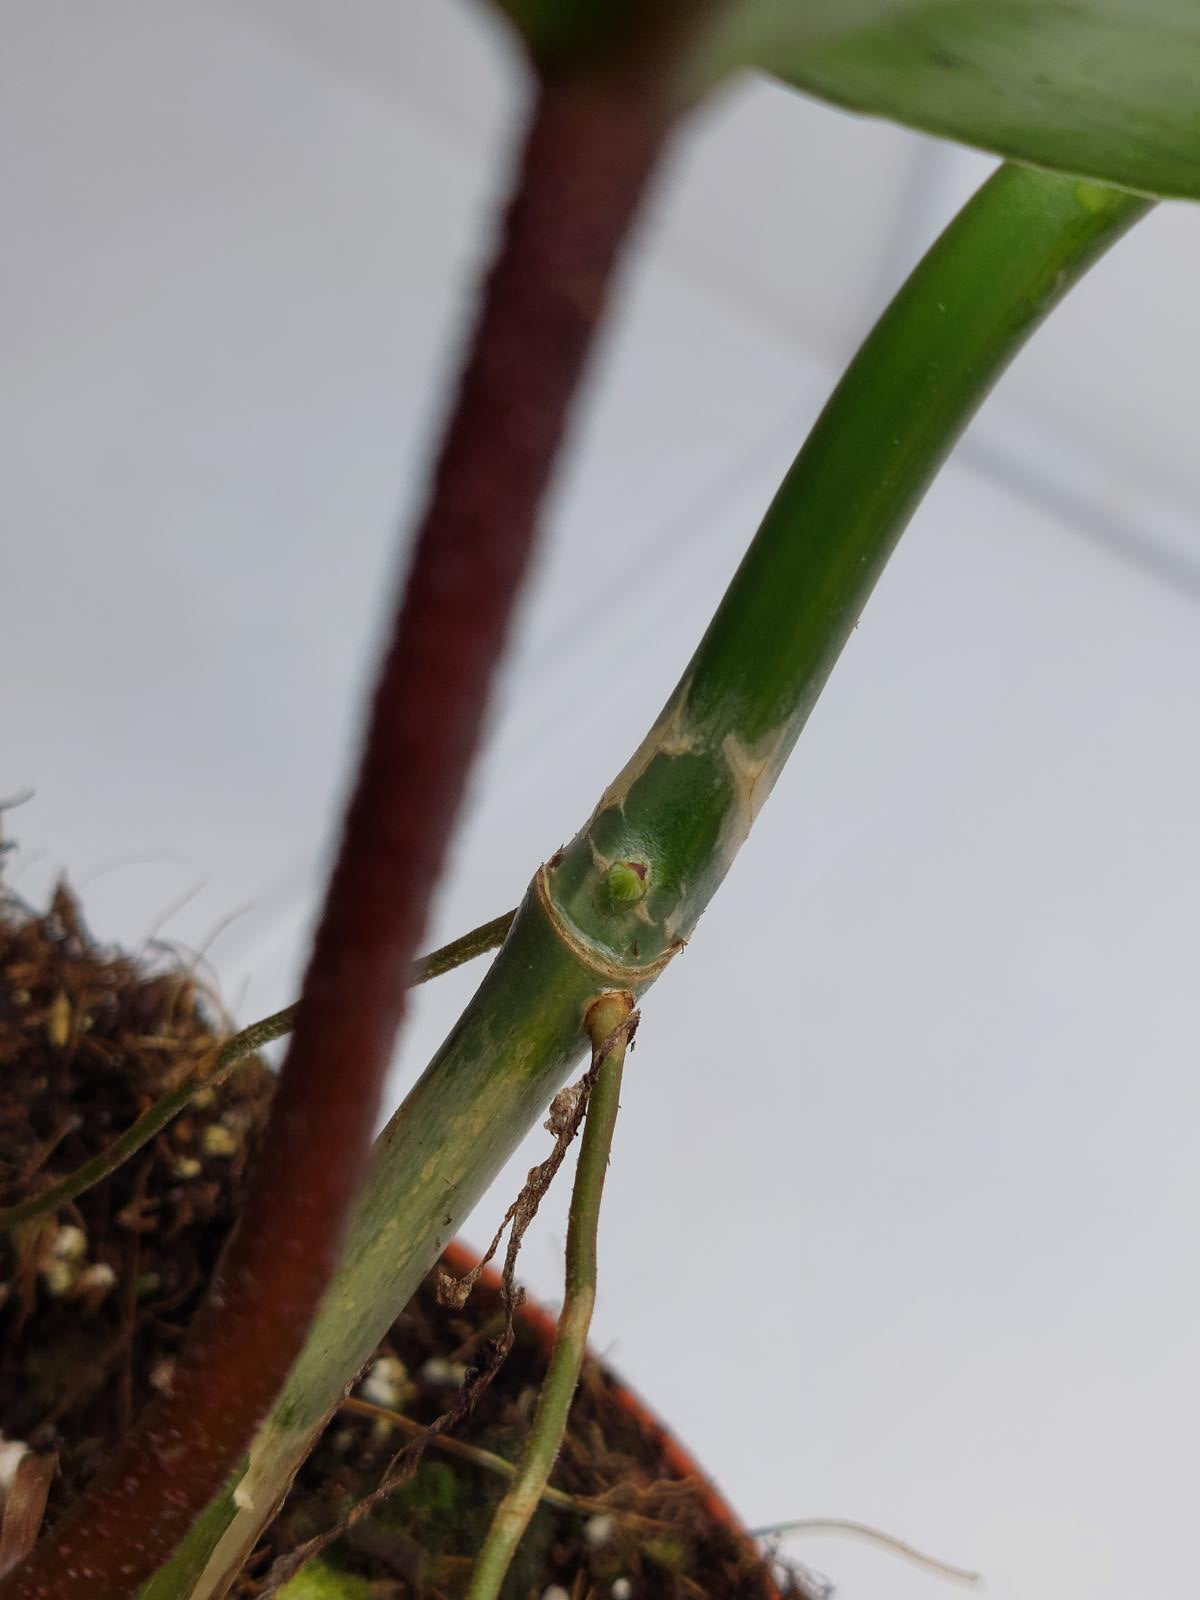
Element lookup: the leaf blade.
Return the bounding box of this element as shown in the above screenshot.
[748,1,1200,200]
[491,0,1200,199]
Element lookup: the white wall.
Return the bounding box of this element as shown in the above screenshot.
[4,5,1200,1596]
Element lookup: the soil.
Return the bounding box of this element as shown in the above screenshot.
[0,879,274,1528]
[0,880,807,1599]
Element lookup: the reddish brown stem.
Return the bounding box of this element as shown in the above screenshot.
[4,74,667,1600]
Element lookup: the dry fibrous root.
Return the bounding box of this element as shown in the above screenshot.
[438,1009,640,1323]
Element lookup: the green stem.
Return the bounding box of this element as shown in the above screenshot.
[464,992,633,1600]
[0,910,515,1232]
[140,167,1147,1600]
[545,171,1150,971]
[411,910,516,984]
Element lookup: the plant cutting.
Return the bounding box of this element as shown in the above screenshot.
[1,2,1195,1597]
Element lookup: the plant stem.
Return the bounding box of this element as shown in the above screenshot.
[138,167,1148,1600]
[464,992,633,1600]
[410,910,516,985]
[4,66,667,1600]
[544,174,1151,972]
[0,910,516,1233]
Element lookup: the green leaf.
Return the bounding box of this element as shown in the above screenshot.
[713,1,1200,200]
[487,0,1199,199]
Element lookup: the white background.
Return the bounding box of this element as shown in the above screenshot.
[4,5,1200,1597]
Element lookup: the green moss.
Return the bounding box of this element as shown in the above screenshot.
[644,1534,691,1572]
[380,1459,478,1536]
[276,1557,372,1600]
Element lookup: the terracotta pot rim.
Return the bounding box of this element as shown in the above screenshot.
[440,1238,780,1599]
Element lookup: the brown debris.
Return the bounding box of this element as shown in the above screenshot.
[0,1448,56,1578]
